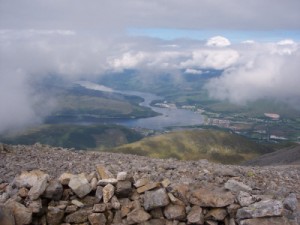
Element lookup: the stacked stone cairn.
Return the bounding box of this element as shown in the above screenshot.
[0,164,298,225]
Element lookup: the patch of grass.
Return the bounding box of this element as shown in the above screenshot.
[104,129,273,164]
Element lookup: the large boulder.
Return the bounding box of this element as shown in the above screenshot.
[237,199,283,219]
[143,188,170,211]
[14,170,49,200]
[68,174,92,198]
[189,188,235,207]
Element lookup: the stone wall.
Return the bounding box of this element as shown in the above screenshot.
[0,165,298,225]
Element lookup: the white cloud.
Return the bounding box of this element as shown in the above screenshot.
[205,42,300,106]
[206,36,231,47]
[181,49,239,70]
[184,68,203,75]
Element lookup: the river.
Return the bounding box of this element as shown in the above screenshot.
[77,81,204,130]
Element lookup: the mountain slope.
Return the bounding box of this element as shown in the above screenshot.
[106,130,273,164]
[243,144,300,166]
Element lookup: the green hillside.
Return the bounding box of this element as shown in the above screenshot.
[0,124,143,150]
[106,130,273,164]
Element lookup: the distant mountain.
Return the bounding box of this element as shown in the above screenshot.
[105,129,273,164]
[0,124,143,150]
[243,145,300,166]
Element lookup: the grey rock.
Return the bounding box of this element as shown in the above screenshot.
[68,174,92,198]
[117,171,127,181]
[283,193,297,212]
[237,191,257,207]
[224,179,252,193]
[95,186,103,202]
[164,204,186,220]
[144,188,170,210]
[116,180,132,197]
[237,199,283,219]
[43,180,63,201]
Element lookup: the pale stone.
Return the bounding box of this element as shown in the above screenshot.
[237,191,256,207]
[90,178,98,191]
[161,179,171,187]
[143,188,170,210]
[68,174,92,198]
[103,183,115,203]
[71,199,84,207]
[117,171,127,181]
[134,178,150,188]
[58,173,74,185]
[96,164,114,179]
[224,179,252,193]
[14,170,49,200]
[237,199,283,219]
[137,182,160,193]
[97,178,118,186]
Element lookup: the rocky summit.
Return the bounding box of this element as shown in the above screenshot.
[0,143,300,225]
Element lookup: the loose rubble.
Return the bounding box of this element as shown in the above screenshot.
[0,143,299,224]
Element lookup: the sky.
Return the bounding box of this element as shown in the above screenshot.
[0,0,300,133]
